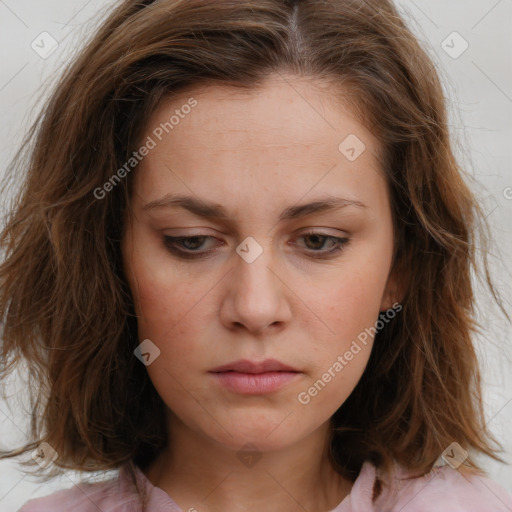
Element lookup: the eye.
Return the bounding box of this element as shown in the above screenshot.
[293,231,350,259]
[163,235,219,259]
[162,232,350,260]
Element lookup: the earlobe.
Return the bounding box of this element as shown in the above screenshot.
[379,293,395,313]
[379,269,404,312]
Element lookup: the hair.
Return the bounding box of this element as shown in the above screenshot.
[0,0,509,508]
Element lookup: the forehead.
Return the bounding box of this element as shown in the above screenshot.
[144,75,373,147]
[132,75,387,216]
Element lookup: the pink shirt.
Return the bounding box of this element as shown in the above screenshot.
[18,460,512,511]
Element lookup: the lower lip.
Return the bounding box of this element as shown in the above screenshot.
[210,371,300,394]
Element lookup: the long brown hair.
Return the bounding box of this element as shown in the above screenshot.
[1,0,509,505]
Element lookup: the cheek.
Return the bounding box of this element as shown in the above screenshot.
[127,239,196,324]
[310,258,390,343]
[296,269,385,413]
[126,248,216,370]
[299,243,392,397]
[134,273,200,349]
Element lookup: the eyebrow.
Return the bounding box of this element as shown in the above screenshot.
[142,193,367,221]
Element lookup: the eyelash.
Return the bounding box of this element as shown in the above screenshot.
[162,232,350,260]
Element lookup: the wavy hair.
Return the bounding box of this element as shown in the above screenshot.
[0,0,509,507]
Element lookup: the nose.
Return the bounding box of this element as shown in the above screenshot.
[219,239,292,334]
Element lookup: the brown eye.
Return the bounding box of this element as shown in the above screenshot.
[162,233,349,261]
[163,236,219,259]
[296,232,349,258]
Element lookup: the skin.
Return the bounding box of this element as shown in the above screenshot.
[122,73,399,512]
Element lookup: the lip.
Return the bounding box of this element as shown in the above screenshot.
[209,358,299,374]
[209,359,301,395]
[210,371,300,394]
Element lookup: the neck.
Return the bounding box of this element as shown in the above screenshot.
[143,415,353,512]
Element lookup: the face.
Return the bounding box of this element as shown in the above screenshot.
[122,74,398,453]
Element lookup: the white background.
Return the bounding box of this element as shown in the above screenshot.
[0,1,511,510]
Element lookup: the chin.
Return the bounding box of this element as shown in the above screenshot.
[206,417,304,452]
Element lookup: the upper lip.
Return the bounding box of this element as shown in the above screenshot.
[209,358,300,374]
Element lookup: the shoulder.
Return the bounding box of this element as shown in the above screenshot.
[17,469,141,512]
[378,463,512,512]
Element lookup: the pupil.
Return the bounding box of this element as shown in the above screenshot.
[306,235,324,250]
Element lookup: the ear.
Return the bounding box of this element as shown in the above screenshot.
[379,266,404,312]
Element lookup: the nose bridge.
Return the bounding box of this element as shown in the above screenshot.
[226,234,287,330]
[233,235,277,295]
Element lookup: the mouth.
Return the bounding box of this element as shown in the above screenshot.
[209,358,300,374]
[209,359,301,394]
